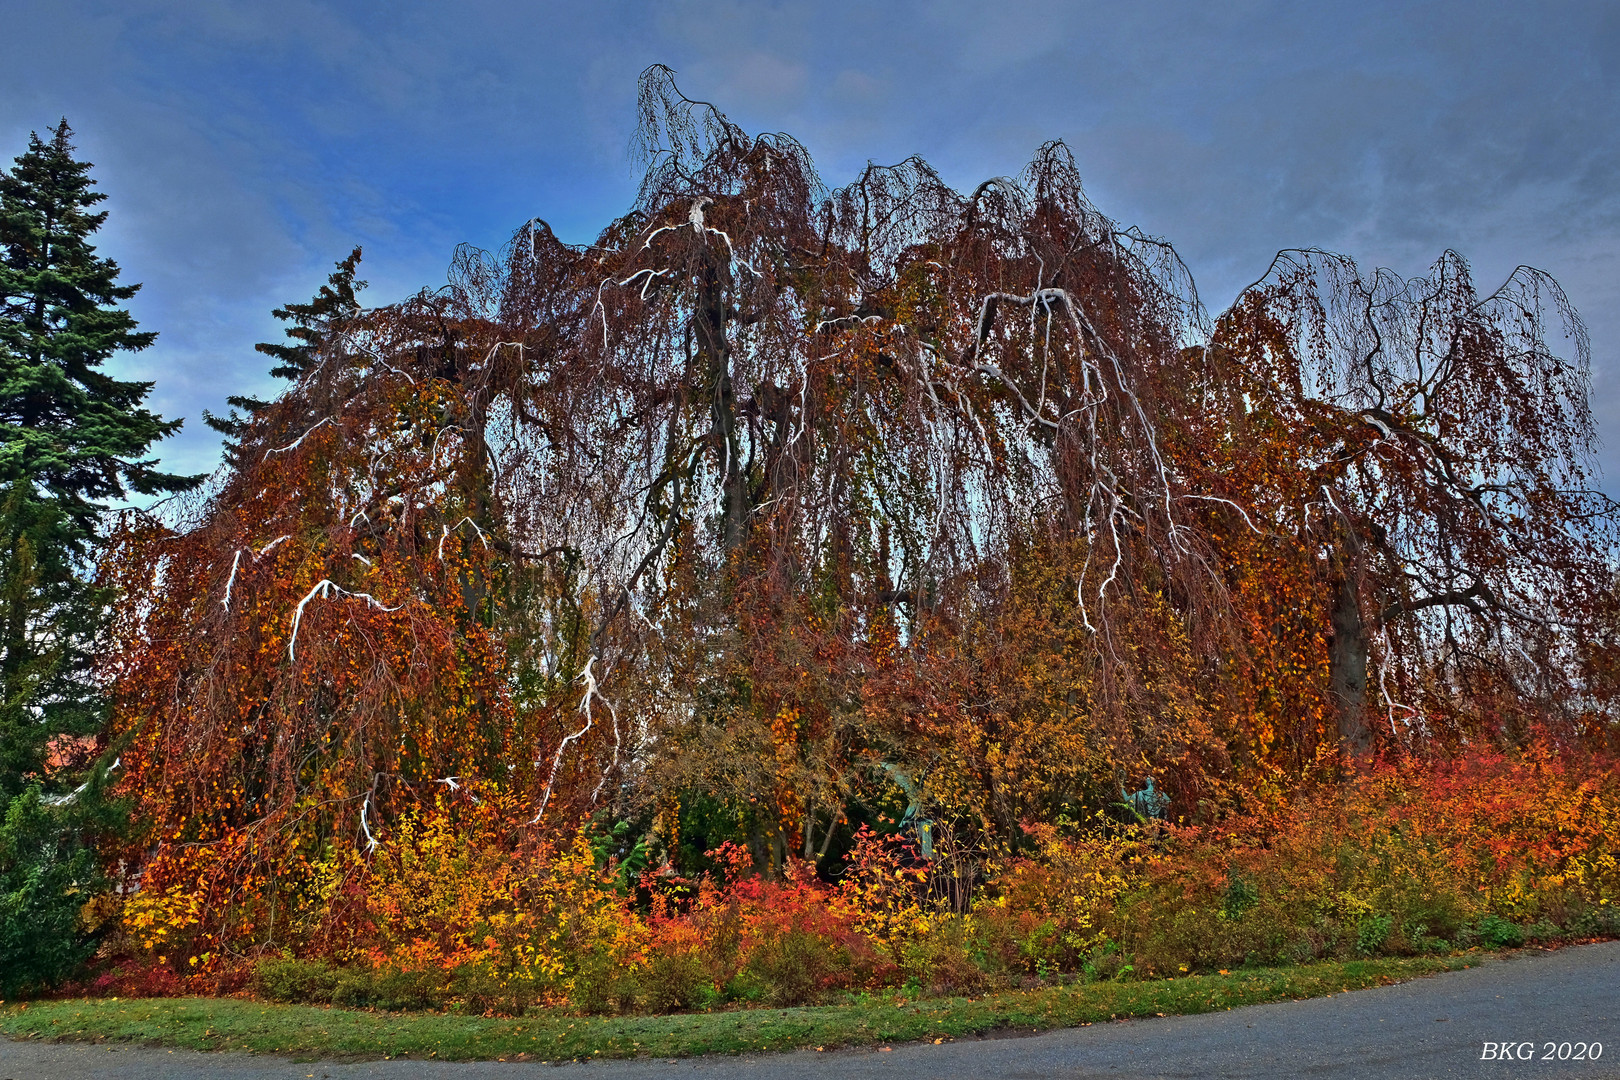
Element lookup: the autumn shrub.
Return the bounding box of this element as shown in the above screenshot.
[1111,746,1620,975]
[116,787,654,1014]
[828,827,934,968]
[731,878,887,1007]
[730,923,849,1006]
[893,917,989,994]
[107,741,1617,1016]
[635,948,717,1012]
[570,950,643,1014]
[82,961,186,999]
[299,787,648,1010]
[970,819,1140,981]
[656,845,888,1008]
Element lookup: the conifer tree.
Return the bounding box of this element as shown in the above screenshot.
[203,247,365,468]
[0,120,199,795]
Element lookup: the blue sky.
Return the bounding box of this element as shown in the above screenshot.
[4,0,1617,480]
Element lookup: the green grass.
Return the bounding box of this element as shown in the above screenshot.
[0,954,1483,1062]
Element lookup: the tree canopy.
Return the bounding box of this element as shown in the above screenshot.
[99,70,1617,950]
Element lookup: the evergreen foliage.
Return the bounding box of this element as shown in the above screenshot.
[0,780,116,997]
[0,120,198,795]
[203,248,365,467]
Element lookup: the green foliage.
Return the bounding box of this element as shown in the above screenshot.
[0,120,190,997]
[202,247,366,466]
[331,967,446,1012]
[589,818,652,894]
[1355,914,1394,955]
[0,121,196,793]
[1220,874,1259,922]
[635,950,718,1013]
[252,957,456,1012]
[0,786,102,996]
[250,957,340,1004]
[0,490,79,792]
[253,247,365,382]
[447,963,546,1016]
[1476,913,1525,949]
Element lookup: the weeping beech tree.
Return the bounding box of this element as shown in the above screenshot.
[1207,250,1612,751]
[101,68,1615,941]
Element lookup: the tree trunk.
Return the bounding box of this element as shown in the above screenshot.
[1329,575,1374,756]
[695,261,749,555]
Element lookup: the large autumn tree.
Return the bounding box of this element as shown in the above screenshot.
[100,69,1615,954]
[1203,250,1614,753]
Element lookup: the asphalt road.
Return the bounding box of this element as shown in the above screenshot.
[3,941,1616,1079]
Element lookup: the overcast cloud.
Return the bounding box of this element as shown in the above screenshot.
[3,0,1616,481]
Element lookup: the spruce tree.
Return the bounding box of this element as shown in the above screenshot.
[203,247,365,468]
[0,120,199,796]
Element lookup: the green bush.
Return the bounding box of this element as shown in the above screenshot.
[1477,914,1525,949]
[255,958,546,1014]
[0,787,103,997]
[1524,919,1564,943]
[732,926,851,1007]
[328,968,373,1008]
[369,969,446,1011]
[449,964,544,1016]
[1220,875,1260,921]
[572,952,641,1015]
[1355,914,1393,955]
[320,965,449,1011]
[1082,940,1129,981]
[252,957,339,1004]
[636,950,716,1012]
[1571,903,1620,938]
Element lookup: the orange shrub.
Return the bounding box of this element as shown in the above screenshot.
[1113,744,1620,974]
[108,741,1617,1014]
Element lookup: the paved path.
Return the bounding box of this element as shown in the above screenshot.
[3,941,1617,1079]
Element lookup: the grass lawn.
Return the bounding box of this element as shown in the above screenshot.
[0,953,1484,1063]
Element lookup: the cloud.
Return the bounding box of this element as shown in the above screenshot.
[4,0,1617,479]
